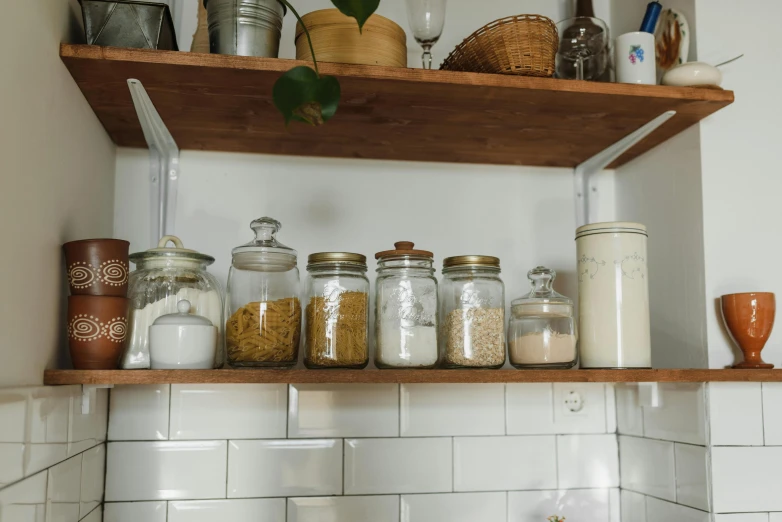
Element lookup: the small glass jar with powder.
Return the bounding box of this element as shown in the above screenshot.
[508,266,577,369]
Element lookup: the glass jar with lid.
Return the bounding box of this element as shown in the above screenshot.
[225,217,301,368]
[304,253,369,369]
[508,266,578,369]
[440,256,506,368]
[125,236,224,369]
[375,242,439,369]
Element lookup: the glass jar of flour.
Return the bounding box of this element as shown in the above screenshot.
[374,242,439,368]
[125,236,224,369]
[576,222,651,368]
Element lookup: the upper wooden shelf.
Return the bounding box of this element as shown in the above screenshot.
[44,368,781,385]
[61,44,734,168]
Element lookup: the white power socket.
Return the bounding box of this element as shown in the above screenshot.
[563,390,585,415]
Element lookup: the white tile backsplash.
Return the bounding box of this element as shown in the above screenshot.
[108,385,170,441]
[0,471,47,522]
[714,515,770,522]
[645,497,709,522]
[27,387,72,477]
[506,383,609,435]
[508,488,611,522]
[105,441,227,501]
[616,384,644,437]
[712,446,782,513]
[762,383,782,445]
[675,443,709,511]
[81,506,102,522]
[345,438,452,495]
[0,388,30,442]
[709,382,764,446]
[104,502,167,522]
[47,454,82,522]
[621,490,647,522]
[228,439,342,498]
[69,388,108,456]
[453,436,556,491]
[557,434,619,489]
[169,499,286,522]
[289,384,399,438]
[642,383,706,445]
[401,492,506,522]
[619,435,676,501]
[80,445,105,518]
[170,384,287,440]
[287,496,400,522]
[401,384,504,437]
[0,442,25,487]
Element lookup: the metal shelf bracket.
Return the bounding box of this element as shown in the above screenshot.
[81,384,114,415]
[127,79,180,247]
[638,382,663,409]
[574,110,676,227]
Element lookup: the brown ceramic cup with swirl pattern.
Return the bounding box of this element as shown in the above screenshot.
[63,239,130,297]
[68,295,129,369]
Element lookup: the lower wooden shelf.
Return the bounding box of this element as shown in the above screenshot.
[43,368,782,385]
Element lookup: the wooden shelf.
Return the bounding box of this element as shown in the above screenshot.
[61,44,733,168]
[44,368,782,385]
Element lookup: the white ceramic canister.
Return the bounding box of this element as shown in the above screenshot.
[615,31,656,84]
[149,300,217,369]
[576,222,651,368]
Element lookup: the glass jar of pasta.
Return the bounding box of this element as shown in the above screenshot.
[304,253,370,369]
[225,217,301,367]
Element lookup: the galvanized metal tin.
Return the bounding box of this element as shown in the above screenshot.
[204,0,286,57]
[79,0,178,50]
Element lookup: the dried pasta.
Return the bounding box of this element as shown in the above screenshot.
[305,291,368,367]
[226,297,301,365]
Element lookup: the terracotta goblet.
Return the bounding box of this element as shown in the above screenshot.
[721,292,775,369]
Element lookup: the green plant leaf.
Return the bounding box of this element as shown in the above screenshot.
[272,66,341,126]
[330,0,380,31]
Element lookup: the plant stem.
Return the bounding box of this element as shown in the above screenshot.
[279,0,319,76]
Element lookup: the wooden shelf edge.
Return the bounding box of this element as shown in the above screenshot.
[44,368,782,385]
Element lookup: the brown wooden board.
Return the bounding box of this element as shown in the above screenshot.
[44,368,782,385]
[60,44,733,168]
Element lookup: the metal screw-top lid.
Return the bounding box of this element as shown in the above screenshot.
[442,255,500,269]
[375,241,433,260]
[307,252,367,267]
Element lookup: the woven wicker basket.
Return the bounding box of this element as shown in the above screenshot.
[441,15,558,77]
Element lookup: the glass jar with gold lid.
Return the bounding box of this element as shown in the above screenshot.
[304,252,370,369]
[440,255,506,368]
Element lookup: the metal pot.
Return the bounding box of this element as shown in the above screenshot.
[204,0,286,57]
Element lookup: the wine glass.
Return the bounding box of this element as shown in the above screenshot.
[556,17,609,80]
[404,0,447,69]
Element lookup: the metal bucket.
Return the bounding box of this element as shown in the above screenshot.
[204,0,286,57]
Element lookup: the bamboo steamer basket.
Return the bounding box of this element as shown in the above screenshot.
[295,9,407,68]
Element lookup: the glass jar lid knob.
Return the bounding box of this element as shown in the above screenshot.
[251,217,281,242]
[528,266,556,297]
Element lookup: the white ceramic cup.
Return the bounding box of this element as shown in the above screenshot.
[615,32,656,84]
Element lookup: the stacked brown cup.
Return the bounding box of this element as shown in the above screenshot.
[63,239,130,369]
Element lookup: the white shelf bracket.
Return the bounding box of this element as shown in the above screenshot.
[127,79,180,247]
[638,382,663,409]
[81,384,114,415]
[574,110,676,227]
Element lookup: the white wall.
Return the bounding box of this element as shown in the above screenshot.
[0,0,116,385]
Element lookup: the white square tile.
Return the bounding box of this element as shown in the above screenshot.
[345,438,452,495]
[609,488,620,522]
[47,454,82,522]
[715,515,770,522]
[642,384,706,445]
[763,383,782,445]
[401,492,505,522]
[606,384,617,433]
[616,384,644,436]
[170,384,286,440]
[506,384,608,435]
[104,502,166,522]
[0,470,47,522]
[228,439,341,498]
[81,506,102,522]
[401,384,504,436]
[618,435,675,501]
[620,490,647,522]
[69,388,108,456]
[645,497,709,522]
[675,443,709,511]
[508,489,610,522]
[557,434,619,488]
[0,442,25,487]
[453,436,556,491]
[712,446,782,512]
[0,387,29,442]
[108,385,170,441]
[105,441,227,501]
[27,387,73,476]
[169,499,286,522]
[289,384,399,438]
[80,444,105,518]
[287,496,399,522]
[773,515,782,522]
[710,382,764,446]
[505,383,554,435]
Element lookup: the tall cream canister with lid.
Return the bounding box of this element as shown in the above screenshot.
[576,222,651,368]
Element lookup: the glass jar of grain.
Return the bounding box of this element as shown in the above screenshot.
[304,252,370,369]
[225,217,301,367]
[440,256,506,368]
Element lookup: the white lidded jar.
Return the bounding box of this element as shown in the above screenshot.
[149,300,217,369]
[575,222,651,368]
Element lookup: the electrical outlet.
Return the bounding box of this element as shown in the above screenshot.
[563,390,584,415]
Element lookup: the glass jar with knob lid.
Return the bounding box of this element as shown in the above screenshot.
[508,266,578,369]
[440,256,506,368]
[225,217,301,368]
[375,241,439,369]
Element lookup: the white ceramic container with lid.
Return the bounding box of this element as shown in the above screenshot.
[149,299,217,369]
[575,222,651,368]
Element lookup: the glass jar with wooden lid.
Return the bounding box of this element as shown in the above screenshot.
[225,217,301,368]
[304,252,370,369]
[440,255,506,368]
